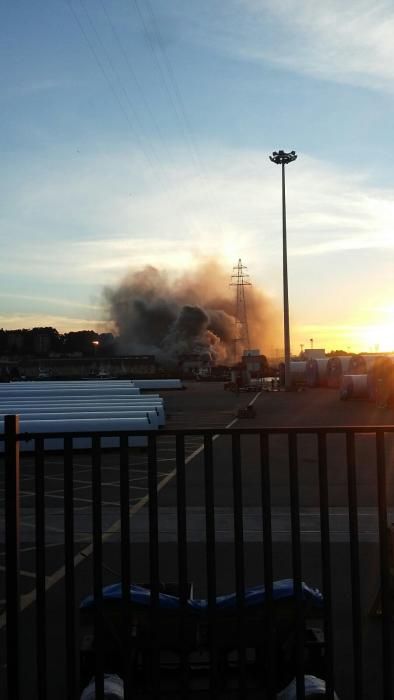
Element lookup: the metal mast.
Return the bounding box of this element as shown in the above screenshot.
[230,258,252,362]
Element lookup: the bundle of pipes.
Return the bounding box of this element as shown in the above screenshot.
[1,381,135,386]
[326,356,352,388]
[0,402,165,425]
[0,417,153,450]
[278,361,307,387]
[0,386,142,398]
[0,409,161,428]
[305,358,329,388]
[339,374,369,401]
[0,382,166,448]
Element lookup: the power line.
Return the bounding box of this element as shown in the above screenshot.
[132,0,225,235]
[144,0,205,174]
[65,0,158,174]
[78,0,162,170]
[98,0,174,163]
[131,0,200,171]
[66,0,224,238]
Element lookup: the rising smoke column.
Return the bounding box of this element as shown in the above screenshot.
[104,259,279,365]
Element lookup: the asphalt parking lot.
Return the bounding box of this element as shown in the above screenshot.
[1,382,394,698]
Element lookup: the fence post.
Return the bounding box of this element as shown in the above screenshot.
[4,414,20,699]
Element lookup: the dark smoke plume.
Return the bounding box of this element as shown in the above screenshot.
[104,260,279,365]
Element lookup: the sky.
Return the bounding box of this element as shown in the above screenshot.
[2,0,394,354]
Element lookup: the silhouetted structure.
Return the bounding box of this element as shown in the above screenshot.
[230,259,251,363]
[269,149,297,391]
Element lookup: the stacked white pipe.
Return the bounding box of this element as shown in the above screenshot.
[0,381,165,450]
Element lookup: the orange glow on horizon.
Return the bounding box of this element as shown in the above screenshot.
[294,320,394,355]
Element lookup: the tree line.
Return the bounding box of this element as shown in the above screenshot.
[0,327,116,357]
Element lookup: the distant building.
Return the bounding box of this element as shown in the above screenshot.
[304,349,325,359]
[242,349,269,377]
[17,355,157,379]
[178,353,211,373]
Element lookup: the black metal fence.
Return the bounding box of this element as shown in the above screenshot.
[1,415,393,699]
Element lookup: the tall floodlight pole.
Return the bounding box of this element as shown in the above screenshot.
[269,150,297,390]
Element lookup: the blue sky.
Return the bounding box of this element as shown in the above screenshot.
[2,0,394,353]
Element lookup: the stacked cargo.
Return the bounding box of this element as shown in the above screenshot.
[305,358,329,388]
[339,354,394,405]
[279,361,307,388]
[0,381,165,450]
[326,356,352,389]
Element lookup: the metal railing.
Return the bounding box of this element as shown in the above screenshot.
[0,416,393,699]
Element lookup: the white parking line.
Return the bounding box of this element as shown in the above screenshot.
[0,565,36,579]
[0,409,244,628]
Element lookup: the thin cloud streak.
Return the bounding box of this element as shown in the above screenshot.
[2,146,394,292]
[202,0,394,92]
[2,145,394,343]
[241,1,394,89]
[0,292,102,311]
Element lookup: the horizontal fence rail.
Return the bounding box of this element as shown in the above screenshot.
[0,419,393,699]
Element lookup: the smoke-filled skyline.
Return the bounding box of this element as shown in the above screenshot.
[104,260,280,366]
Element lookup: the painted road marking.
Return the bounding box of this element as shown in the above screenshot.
[120,506,394,543]
[0,407,245,628]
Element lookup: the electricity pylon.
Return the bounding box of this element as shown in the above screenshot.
[230,258,251,362]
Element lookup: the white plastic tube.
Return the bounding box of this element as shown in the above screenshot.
[0,381,135,388]
[0,403,165,425]
[0,387,141,398]
[1,410,160,428]
[0,397,163,406]
[0,417,153,450]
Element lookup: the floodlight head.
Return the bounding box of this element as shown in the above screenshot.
[269,150,298,165]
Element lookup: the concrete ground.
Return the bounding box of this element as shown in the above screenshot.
[1,382,394,698]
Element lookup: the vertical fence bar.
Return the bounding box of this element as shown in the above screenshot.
[35,437,47,700]
[288,432,305,700]
[260,431,276,698]
[176,433,189,698]
[4,415,20,700]
[119,433,132,700]
[317,432,334,699]
[204,432,217,697]
[148,433,160,697]
[376,430,392,700]
[232,431,246,695]
[346,431,362,699]
[92,435,104,700]
[64,436,77,700]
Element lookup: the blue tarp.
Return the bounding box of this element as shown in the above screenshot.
[80,579,323,610]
